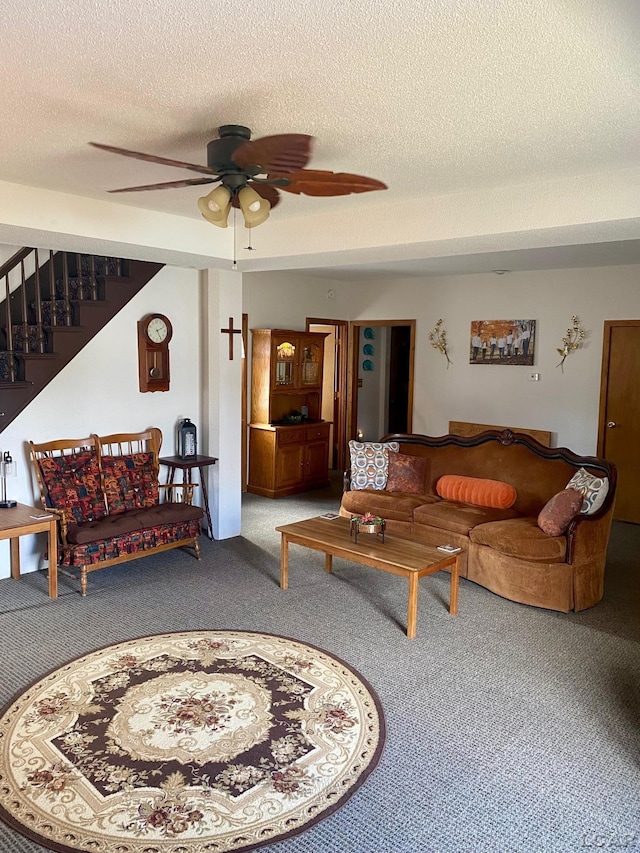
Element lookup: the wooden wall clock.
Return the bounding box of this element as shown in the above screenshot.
[137,313,172,392]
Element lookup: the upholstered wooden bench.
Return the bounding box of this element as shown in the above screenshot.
[30,428,203,595]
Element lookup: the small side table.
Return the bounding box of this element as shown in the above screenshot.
[0,503,58,598]
[159,455,219,540]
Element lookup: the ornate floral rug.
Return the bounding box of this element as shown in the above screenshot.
[0,630,385,853]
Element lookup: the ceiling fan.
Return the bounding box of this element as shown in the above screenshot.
[89,125,387,228]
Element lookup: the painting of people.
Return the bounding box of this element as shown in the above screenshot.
[469,320,536,365]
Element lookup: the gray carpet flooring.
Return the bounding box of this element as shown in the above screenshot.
[0,474,638,853]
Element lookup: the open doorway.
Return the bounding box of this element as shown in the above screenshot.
[306,318,349,471]
[348,320,415,441]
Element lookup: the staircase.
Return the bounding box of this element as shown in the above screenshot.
[0,248,164,433]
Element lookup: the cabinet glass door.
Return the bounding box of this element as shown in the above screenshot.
[275,340,296,386]
[300,340,323,387]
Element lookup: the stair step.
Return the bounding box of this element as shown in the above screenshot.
[1,253,163,433]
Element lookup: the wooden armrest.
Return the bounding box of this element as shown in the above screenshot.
[158,482,198,505]
[45,507,68,546]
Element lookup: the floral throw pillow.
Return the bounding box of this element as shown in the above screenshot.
[102,453,159,514]
[565,467,609,515]
[38,451,107,525]
[349,441,400,490]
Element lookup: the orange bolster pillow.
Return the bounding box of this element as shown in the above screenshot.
[436,474,517,509]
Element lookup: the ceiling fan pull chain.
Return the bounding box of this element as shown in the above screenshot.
[232,207,238,270]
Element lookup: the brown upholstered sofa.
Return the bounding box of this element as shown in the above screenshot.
[339,430,616,613]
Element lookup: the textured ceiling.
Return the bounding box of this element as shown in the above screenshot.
[1,0,639,276]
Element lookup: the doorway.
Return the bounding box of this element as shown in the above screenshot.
[348,320,415,441]
[597,320,640,523]
[306,318,349,471]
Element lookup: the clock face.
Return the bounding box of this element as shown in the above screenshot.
[146,316,168,344]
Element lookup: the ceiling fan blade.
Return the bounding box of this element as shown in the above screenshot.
[108,177,218,193]
[232,134,313,174]
[89,142,217,176]
[277,169,387,196]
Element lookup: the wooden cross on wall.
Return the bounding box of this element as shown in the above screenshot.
[221,317,242,360]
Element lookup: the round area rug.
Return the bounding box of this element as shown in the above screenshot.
[0,630,384,853]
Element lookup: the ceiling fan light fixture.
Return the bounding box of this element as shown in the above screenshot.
[238,186,270,228]
[198,186,232,227]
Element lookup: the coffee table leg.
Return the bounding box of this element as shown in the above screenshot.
[407,572,418,639]
[280,534,289,590]
[449,556,459,615]
[325,553,332,573]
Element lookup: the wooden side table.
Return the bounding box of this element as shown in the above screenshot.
[159,455,219,540]
[0,503,58,598]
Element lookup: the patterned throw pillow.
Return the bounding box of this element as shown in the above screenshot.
[349,441,400,490]
[565,467,609,515]
[537,488,584,536]
[38,451,107,525]
[386,452,428,494]
[101,453,159,514]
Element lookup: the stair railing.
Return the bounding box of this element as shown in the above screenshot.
[1,248,123,382]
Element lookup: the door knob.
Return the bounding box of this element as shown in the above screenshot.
[607,421,617,428]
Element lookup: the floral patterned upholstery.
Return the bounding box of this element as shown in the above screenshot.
[37,451,108,525]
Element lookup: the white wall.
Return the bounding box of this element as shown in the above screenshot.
[242,271,351,330]
[349,264,640,454]
[1,265,200,577]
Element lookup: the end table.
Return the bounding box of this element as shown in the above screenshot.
[0,503,58,597]
[159,455,218,540]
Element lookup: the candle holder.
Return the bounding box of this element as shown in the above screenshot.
[0,451,17,509]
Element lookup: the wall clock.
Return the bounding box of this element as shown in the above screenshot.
[137,313,172,392]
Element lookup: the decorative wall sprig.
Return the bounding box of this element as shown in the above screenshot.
[429,319,452,368]
[556,315,586,372]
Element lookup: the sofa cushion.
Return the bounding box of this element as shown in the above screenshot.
[538,489,583,536]
[102,453,159,514]
[436,474,517,508]
[386,452,428,494]
[413,500,520,536]
[469,517,567,563]
[38,451,107,525]
[565,467,609,515]
[349,441,400,490]
[128,502,204,527]
[341,488,434,523]
[66,512,145,545]
[66,503,203,545]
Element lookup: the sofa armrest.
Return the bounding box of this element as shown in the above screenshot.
[565,508,614,565]
[158,482,198,506]
[45,506,69,547]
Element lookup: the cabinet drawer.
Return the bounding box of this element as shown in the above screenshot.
[278,428,306,445]
[306,424,330,441]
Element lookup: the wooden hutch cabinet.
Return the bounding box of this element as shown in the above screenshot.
[248,329,331,497]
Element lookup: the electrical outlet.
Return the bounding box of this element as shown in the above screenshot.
[528,373,540,381]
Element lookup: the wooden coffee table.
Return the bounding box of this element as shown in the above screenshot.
[275,516,459,638]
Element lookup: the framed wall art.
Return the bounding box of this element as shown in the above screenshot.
[469,320,536,365]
